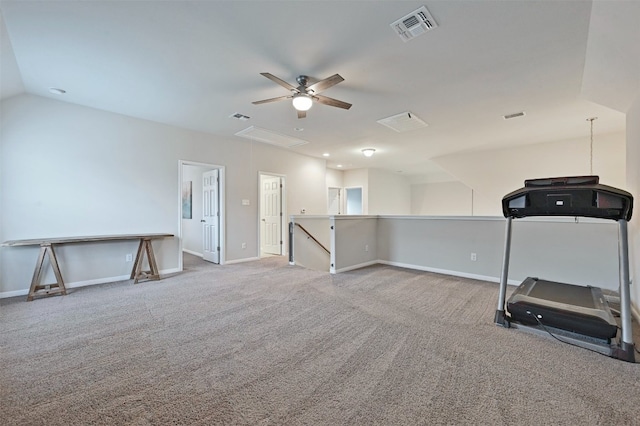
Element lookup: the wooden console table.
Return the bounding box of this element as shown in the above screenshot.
[1,233,173,301]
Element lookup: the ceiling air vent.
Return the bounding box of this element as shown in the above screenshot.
[229,112,250,121]
[503,111,526,120]
[377,112,428,133]
[391,6,438,42]
[235,126,309,148]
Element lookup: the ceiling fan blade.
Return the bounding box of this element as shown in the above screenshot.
[306,74,344,94]
[314,94,352,110]
[252,95,291,105]
[260,72,297,92]
[297,110,307,119]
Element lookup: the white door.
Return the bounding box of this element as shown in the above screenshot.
[202,170,219,263]
[328,187,341,214]
[262,176,282,255]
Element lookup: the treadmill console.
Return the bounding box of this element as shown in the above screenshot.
[502,175,633,221]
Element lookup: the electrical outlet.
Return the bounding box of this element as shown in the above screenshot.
[365,244,369,252]
[470,253,477,261]
[126,253,133,262]
[241,243,247,249]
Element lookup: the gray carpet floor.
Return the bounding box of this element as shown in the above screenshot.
[1,254,640,425]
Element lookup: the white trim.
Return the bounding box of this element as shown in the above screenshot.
[182,248,202,257]
[377,260,522,285]
[224,256,260,265]
[178,160,227,269]
[0,289,29,298]
[332,260,378,274]
[0,267,181,299]
[258,171,287,259]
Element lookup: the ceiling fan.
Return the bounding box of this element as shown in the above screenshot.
[252,72,352,119]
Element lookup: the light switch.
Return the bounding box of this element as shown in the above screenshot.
[242,199,250,206]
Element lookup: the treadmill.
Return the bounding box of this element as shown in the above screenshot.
[494,175,636,362]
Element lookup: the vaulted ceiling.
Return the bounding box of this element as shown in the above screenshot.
[1,1,639,180]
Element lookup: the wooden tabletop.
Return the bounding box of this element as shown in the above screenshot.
[2,233,174,247]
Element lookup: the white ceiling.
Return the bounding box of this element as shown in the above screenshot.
[1,1,638,180]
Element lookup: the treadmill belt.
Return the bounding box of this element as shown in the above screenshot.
[507,277,618,340]
[526,280,594,309]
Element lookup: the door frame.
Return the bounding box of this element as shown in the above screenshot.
[178,160,226,271]
[327,186,342,215]
[258,171,286,258]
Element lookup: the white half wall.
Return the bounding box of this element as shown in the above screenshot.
[377,216,620,290]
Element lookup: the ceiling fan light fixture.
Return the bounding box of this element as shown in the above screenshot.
[292,94,313,111]
[362,148,376,157]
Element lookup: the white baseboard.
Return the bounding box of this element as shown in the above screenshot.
[0,267,181,299]
[331,260,378,274]
[0,288,30,299]
[224,256,260,265]
[182,249,202,257]
[375,260,522,285]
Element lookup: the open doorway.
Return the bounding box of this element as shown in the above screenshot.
[178,161,226,271]
[259,172,286,258]
[345,186,363,214]
[328,187,341,214]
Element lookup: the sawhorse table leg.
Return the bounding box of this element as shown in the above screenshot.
[27,243,67,301]
[131,238,161,283]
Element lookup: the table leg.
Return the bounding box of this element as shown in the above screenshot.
[131,238,161,283]
[27,244,67,301]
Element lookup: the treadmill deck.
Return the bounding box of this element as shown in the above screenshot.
[507,277,618,340]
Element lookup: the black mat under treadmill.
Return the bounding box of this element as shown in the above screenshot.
[507,277,618,340]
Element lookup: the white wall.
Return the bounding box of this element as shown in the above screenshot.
[325,168,343,189]
[367,168,411,215]
[290,216,331,272]
[0,94,328,295]
[432,132,626,216]
[411,181,473,215]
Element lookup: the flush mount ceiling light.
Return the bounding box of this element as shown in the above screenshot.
[362,148,376,157]
[48,87,66,95]
[292,93,313,111]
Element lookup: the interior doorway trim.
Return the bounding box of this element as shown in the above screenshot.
[178,160,226,271]
[258,171,287,258]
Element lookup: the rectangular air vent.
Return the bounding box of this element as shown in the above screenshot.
[229,112,250,121]
[377,112,428,133]
[235,126,309,148]
[391,6,438,42]
[503,111,526,120]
